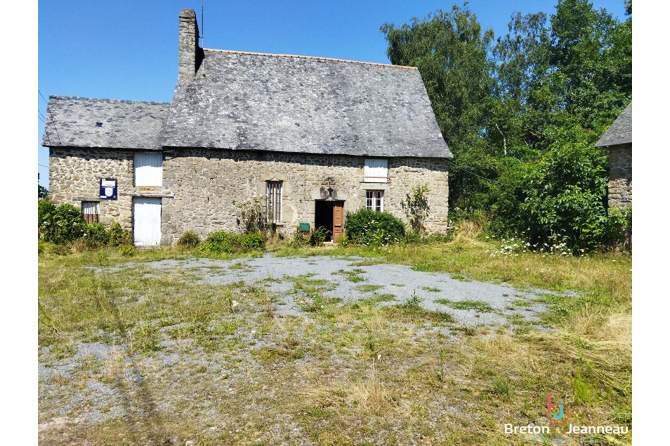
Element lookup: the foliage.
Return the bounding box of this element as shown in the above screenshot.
[177,230,201,248]
[38,174,48,199]
[488,125,627,252]
[336,235,350,247]
[108,223,131,246]
[118,245,136,256]
[241,233,264,250]
[292,230,308,247]
[197,231,265,256]
[309,227,330,247]
[38,198,87,244]
[234,197,272,235]
[401,185,431,232]
[344,209,405,246]
[381,1,632,251]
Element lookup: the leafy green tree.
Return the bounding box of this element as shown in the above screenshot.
[381,3,496,209]
[380,0,632,250]
[38,174,48,199]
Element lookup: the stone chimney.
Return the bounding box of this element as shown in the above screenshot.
[178,9,203,78]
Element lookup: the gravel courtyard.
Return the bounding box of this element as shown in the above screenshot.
[39,253,580,445]
[94,254,563,330]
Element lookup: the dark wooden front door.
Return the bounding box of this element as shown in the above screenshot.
[332,202,344,243]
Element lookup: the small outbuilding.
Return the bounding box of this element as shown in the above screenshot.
[595,102,632,210]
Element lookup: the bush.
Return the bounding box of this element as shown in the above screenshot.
[344,209,405,246]
[336,235,350,247]
[292,230,308,247]
[197,231,265,255]
[84,223,110,248]
[488,126,614,253]
[309,227,330,246]
[241,233,264,250]
[108,223,131,246]
[177,230,201,248]
[38,199,86,244]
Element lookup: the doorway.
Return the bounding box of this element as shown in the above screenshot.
[314,200,344,243]
[133,197,162,246]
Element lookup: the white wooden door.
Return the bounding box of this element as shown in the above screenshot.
[133,198,162,246]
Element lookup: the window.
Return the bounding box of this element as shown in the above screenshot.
[364,159,388,183]
[366,190,384,212]
[134,152,163,186]
[81,201,100,224]
[266,181,282,223]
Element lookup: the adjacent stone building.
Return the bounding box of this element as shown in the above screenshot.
[42,9,452,246]
[595,102,632,210]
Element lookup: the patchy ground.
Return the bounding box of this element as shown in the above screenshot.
[91,254,563,329]
[38,249,631,445]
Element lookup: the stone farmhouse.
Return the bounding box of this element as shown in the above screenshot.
[42,9,452,246]
[595,102,632,210]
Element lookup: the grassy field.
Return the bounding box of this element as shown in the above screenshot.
[38,236,632,445]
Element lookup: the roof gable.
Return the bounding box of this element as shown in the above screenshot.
[162,50,452,158]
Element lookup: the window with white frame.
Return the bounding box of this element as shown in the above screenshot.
[366,190,384,212]
[134,152,163,187]
[81,201,100,224]
[266,181,283,223]
[364,159,388,183]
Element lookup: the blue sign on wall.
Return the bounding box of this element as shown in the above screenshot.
[99,178,118,200]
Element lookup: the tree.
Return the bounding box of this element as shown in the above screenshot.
[38,174,48,199]
[381,0,632,250]
[381,3,496,209]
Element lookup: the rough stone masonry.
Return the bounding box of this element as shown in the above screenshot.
[49,147,449,245]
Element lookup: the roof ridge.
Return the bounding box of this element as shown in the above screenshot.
[202,48,418,70]
[49,95,171,106]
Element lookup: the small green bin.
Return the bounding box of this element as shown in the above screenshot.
[299,222,310,232]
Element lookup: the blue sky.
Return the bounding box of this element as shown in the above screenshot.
[37,0,627,188]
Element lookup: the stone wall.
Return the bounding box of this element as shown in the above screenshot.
[49,148,135,230]
[49,147,449,245]
[607,143,632,209]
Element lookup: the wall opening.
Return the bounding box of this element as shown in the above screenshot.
[314,200,344,242]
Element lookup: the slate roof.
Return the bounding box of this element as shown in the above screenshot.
[161,49,452,158]
[595,102,632,148]
[42,96,170,150]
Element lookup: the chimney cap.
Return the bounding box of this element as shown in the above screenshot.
[180,9,196,19]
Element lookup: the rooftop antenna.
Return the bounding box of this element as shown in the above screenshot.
[200,0,204,46]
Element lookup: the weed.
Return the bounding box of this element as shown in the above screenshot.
[435,299,494,313]
[356,284,384,293]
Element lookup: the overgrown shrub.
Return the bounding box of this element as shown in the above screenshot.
[344,209,405,246]
[177,230,201,248]
[108,223,131,246]
[488,126,619,253]
[38,199,86,244]
[241,233,264,250]
[336,235,350,247]
[309,227,330,246]
[83,223,110,248]
[37,199,131,249]
[292,230,308,247]
[197,231,265,255]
